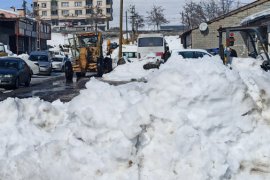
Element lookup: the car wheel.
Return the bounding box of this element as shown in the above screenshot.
[25,74,31,87]
[97,58,104,77]
[48,69,52,76]
[65,61,73,81]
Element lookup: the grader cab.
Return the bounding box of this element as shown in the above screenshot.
[65,32,112,81]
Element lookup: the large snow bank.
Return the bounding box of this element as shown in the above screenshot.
[1,53,270,179]
[47,33,73,47]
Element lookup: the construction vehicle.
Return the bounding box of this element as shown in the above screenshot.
[64,32,113,81]
[217,26,270,70]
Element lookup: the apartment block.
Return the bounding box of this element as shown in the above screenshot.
[32,0,113,31]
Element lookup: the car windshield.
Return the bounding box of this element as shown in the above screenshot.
[138,37,163,47]
[52,57,63,62]
[178,51,210,59]
[29,55,48,62]
[0,59,18,69]
[80,36,98,46]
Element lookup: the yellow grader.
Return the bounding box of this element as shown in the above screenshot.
[65,32,112,81]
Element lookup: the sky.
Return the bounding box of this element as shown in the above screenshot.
[1,35,270,179]
[0,0,256,27]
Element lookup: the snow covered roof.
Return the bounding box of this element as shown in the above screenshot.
[0,9,19,18]
[240,8,270,25]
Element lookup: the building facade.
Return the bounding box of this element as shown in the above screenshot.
[181,0,270,57]
[32,0,113,31]
[0,9,51,54]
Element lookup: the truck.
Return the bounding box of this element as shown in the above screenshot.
[64,32,113,81]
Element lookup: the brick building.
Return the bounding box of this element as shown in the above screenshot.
[181,0,270,57]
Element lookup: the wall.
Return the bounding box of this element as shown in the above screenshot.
[191,0,270,56]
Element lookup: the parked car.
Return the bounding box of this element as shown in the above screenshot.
[0,57,32,89]
[52,55,66,71]
[171,49,212,59]
[29,51,52,75]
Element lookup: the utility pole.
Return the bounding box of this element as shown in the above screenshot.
[22,0,27,17]
[130,6,135,44]
[126,11,128,40]
[118,0,123,60]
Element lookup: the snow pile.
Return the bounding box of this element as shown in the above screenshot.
[241,8,270,25]
[47,33,73,47]
[103,56,158,81]
[165,35,182,50]
[1,53,270,179]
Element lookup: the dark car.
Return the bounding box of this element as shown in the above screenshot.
[0,57,32,89]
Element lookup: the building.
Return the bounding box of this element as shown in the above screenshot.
[0,9,51,54]
[32,0,113,31]
[181,0,270,57]
[160,25,187,32]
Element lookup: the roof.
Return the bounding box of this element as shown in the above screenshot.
[241,8,270,25]
[138,33,163,38]
[0,9,18,18]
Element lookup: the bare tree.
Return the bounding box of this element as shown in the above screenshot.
[181,1,207,29]
[128,5,145,30]
[219,0,234,15]
[202,0,221,20]
[181,0,237,29]
[146,5,169,30]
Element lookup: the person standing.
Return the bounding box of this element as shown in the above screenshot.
[225,47,237,69]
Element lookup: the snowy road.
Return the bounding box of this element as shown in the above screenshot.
[0,72,73,102]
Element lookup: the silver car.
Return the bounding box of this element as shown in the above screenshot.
[29,51,52,75]
[52,56,65,71]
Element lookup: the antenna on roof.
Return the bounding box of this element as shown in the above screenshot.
[10,6,16,12]
[22,0,27,17]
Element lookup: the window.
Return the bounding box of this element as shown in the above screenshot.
[51,10,58,16]
[75,10,82,16]
[138,37,163,47]
[42,11,47,16]
[86,0,93,5]
[97,1,102,6]
[61,2,69,7]
[41,3,46,8]
[86,9,93,14]
[106,8,111,14]
[51,1,57,6]
[33,2,38,7]
[106,0,111,5]
[74,2,82,7]
[123,52,137,58]
[62,10,69,16]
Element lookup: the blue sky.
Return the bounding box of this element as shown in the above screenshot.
[1,0,32,9]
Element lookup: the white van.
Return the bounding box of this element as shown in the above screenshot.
[137,33,167,59]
